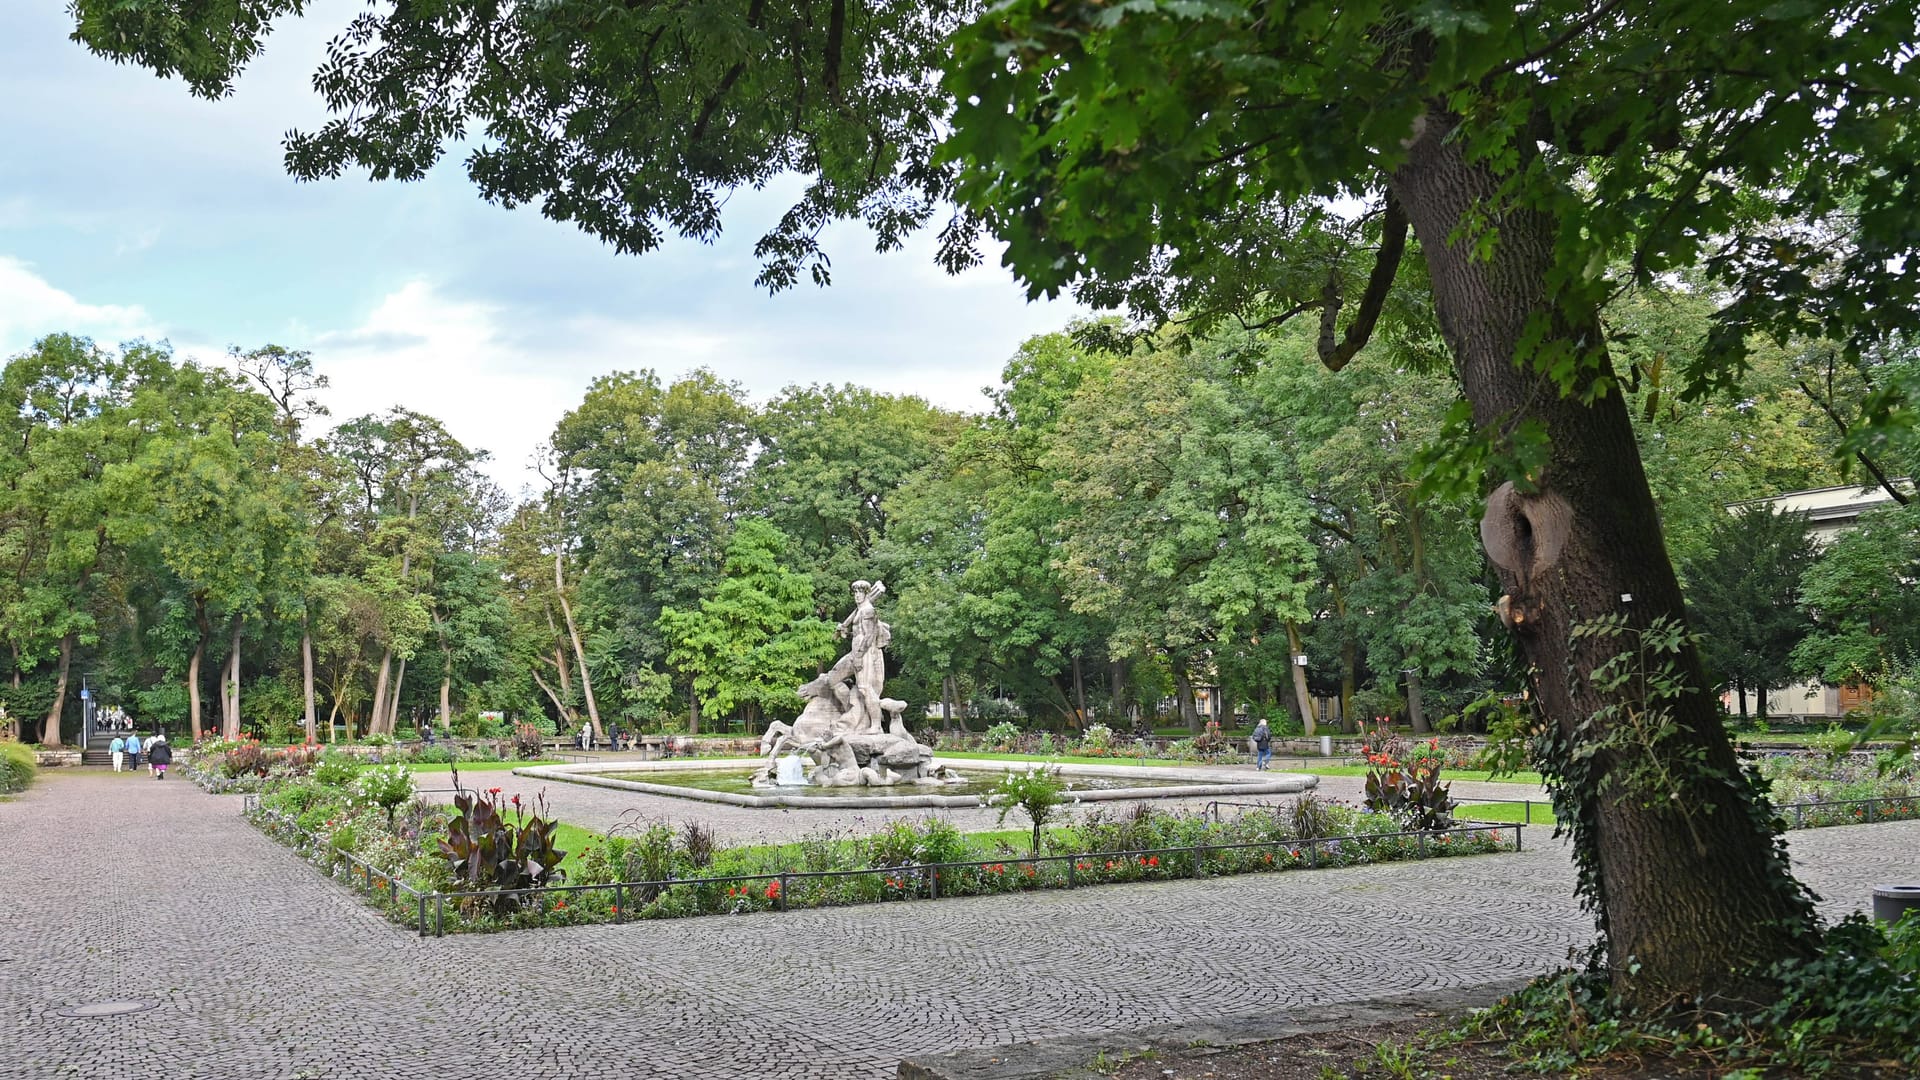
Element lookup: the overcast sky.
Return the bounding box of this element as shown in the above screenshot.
[0,6,1082,497]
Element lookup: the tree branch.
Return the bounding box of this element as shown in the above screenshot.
[1317,195,1408,372]
[1796,378,1910,506]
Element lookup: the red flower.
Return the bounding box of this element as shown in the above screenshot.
[1148,856,1159,867]
[610,905,619,914]
[1105,860,1116,870]
[553,900,567,911]
[764,880,782,900]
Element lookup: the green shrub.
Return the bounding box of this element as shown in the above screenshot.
[982,721,1022,749]
[0,741,35,794]
[414,744,454,764]
[354,763,416,826]
[989,765,1070,855]
[313,751,357,788]
[262,778,340,816]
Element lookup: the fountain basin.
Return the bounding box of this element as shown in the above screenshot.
[514,759,1319,809]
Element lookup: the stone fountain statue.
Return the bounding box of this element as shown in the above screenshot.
[753,580,964,788]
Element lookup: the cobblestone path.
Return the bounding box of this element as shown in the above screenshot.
[3,769,1913,1080]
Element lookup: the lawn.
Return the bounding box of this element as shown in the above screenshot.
[1453,800,1557,826]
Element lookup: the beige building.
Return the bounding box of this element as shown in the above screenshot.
[1720,481,1909,718]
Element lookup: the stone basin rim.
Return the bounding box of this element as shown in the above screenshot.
[514,759,1319,809]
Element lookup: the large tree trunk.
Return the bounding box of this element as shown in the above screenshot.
[1071,655,1088,729]
[1405,668,1428,735]
[387,656,408,733]
[301,623,317,744]
[439,667,452,732]
[187,636,204,743]
[1390,117,1815,1006]
[688,687,701,736]
[554,550,604,739]
[1109,660,1125,724]
[369,649,393,736]
[1284,622,1317,737]
[41,633,72,746]
[1172,661,1201,734]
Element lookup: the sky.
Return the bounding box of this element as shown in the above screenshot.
[0,6,1082,497]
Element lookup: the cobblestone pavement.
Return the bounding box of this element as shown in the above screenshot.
[4,769,1913,1080]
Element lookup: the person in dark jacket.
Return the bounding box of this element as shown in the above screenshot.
[147,734,173,780]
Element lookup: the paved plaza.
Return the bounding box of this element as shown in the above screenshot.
[2,768,1914,1080]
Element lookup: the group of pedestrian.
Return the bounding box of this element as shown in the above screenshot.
[108,732,172,779]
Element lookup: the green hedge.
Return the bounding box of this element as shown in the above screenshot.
[0,742,36,794]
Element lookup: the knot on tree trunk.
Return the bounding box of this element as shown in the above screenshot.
[1482,481,1572,631]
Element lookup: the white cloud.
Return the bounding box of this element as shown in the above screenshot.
[312,281,764,498]
[0,255,155,350]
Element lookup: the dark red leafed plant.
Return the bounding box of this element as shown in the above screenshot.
[439,786,567,913]
[1362,726,1457,830]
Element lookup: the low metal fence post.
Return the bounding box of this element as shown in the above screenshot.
[930,866,940,901]
[614,883,625,924]
[1418,832,1428,858]
[1513,824,1523,852]
[435,893,445,937]
[776,874,788,912]
[1868,798,1877,823]
[1307,838,1319,868]
[1191,845,1203,878]
[1066,859,1076,889]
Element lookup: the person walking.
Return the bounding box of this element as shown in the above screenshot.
[126,733,143,772]
[1252,717,1272,772]
[147,734,172,780]
[109,734,125,773]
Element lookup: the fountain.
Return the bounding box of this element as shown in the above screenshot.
[752,580,965,788]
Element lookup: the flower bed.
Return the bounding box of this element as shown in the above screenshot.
[235,767,1522,934]
[182,735,514,793]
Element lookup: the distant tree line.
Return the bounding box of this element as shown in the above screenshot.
[4,293,1905,745]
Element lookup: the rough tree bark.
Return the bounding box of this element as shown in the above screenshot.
[301,623,317,744]
[387,656,408,733]
[187,636,204,743]
[41,633,72,746]
[554,547,604,739]
[368,650,392,736]
[1388,113,1814,1006]
[1172,662,1201,733]
[1284,622,1317,737]
[225,616,242,739]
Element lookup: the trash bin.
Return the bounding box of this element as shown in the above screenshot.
[1319,735,1333,757]
[1872,884,1920,924]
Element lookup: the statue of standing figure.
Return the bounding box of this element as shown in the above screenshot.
[753,577,962,788]
[827,580,891,734]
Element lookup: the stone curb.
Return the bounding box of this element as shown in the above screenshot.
[895,978,1532,1080]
